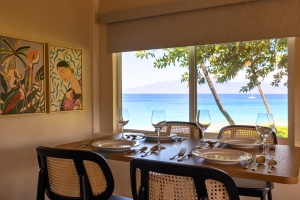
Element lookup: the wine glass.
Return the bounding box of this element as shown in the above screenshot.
[151,110,166,149]
[116,108,129,140]
[196,110,211,148]
[255,113,275,159]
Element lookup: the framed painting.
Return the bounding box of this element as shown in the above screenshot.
[0,35,45,115]
[46,44,82,112]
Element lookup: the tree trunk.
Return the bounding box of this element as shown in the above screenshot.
[256,80,272,113]
[200,63,235,125]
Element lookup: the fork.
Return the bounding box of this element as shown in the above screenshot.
[170,148,186,160]
[178,149,194,161]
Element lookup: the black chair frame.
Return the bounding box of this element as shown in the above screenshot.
[36,146,114,200]
[130,158,240,200]
[217,125,277,200]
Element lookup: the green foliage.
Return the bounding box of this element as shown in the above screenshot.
[276,126,288,138]
[136,39,287,92]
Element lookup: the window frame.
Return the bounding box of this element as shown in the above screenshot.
[117,38,295,145]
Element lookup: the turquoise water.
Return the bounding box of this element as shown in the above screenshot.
[122,94,288,131]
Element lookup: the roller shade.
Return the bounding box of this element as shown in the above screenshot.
[101,0,300,53]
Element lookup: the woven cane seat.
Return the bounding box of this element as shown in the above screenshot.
[36,146,115,200]
[160,121,202,138]
[130,158,240,200]
[218,125,277,145]
[217,125,277,200]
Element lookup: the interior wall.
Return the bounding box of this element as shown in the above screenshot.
[0,0,94,199]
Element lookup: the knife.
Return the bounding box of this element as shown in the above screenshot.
[242,157,254,169]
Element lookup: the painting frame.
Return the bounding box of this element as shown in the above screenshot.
[46,44,83,113]
[0,35,46,116]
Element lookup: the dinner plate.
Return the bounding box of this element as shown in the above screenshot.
[91,140,139,151]
[219,138,263,148]
[144,132,177,141]
[192,148,252,163]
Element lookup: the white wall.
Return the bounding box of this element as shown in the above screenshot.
[0,0,94,199]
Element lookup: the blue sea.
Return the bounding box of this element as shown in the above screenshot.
[122,94,288,131]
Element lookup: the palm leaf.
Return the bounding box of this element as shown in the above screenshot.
[15,54,27,68]
[1,38,14,52]
[2,91,22,114]
[15,46,30,54]
[0,54,13,66]
[0,48,11,54]
[35,66,44,81]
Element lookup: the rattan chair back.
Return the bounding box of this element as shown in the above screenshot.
[36,146,114,200]
[160,121,202,138]
[218,125,278,144]
[130,158,240,200]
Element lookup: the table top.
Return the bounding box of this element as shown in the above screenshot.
[56,133,300,184]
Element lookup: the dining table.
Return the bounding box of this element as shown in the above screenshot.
[56,133,300,185]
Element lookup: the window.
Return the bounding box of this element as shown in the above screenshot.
[121,39,288,138]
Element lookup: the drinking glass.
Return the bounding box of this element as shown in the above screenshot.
[255,113,275,159]
[116,108,129,140]
[196,110,211,148]
[151,110,166,149]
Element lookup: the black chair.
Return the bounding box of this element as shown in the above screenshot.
[36,146,131,200]
[160,121,202,138]
[130,158,240,200]
[218,125,277,200]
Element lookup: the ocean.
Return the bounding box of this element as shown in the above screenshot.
[122,93,288,131]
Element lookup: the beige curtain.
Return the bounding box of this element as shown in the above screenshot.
[101,0,300,53]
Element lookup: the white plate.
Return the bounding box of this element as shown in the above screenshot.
[220,138,263,148]
[144,132,177,141]
[192,148,252,163]
[91,140,139,151]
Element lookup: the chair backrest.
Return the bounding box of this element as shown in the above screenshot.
[217,125,278,144]
[130,158,240,200]
[160,121,202,138]
[36,146,114,200]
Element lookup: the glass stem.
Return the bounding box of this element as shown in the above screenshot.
[201,128,205,145]
[261,139,267,156]
[121,125,124,140]
[157,128,161,146]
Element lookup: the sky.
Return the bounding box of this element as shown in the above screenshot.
[122,49,287,90]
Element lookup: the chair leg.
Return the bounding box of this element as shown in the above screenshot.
[260,192,266,200]
[267,190,272,200]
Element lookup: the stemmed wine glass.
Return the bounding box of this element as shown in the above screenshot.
[151,110,166,150]
[196,110,211,149]
[255,113,275,159]
[116,108,129,140]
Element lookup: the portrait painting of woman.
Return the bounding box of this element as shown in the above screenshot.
[48,45,82,112]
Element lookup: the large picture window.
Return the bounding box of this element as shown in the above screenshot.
[121,39,288,138]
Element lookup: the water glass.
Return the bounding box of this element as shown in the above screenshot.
[196,110,211,148]
[116,108,129,140]
[255,113,274,159]
[151,110,166,149]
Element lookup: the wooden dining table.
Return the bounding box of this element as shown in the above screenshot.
[56,133,300,185]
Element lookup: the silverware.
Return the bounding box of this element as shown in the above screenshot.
[130,146,148,155]
[170,148,186,160]
[214,141,224,148]
[121,150,136,155]
[268,159,277,173]
[141,146,159,157]
[74,143,89,149]
[178,149,194,162]
[251,156,266,171]
[242,157,254,169]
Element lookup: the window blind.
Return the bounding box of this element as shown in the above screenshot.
[101,0,300,53]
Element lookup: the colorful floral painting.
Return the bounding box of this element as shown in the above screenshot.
[0,36,45,115]
[48,44,82,112]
